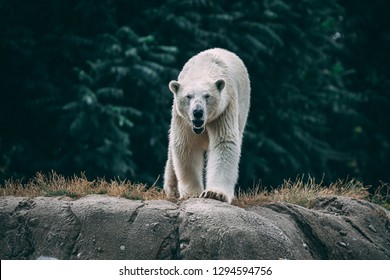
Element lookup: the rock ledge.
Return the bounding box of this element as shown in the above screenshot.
[0,195,389,259]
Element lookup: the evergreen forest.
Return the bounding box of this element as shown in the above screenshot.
[0,0,389,193]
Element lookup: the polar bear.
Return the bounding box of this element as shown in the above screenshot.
[163,48,250,204]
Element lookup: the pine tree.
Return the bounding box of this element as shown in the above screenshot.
[0,1,178,182]
[61,26,178,179]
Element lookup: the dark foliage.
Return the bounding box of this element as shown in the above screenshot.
[336,0,390,186]
[0,0,389,190]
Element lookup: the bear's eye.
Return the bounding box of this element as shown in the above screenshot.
[186,95,192,100]
[204,94,210,99]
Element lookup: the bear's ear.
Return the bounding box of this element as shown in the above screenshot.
[215,79,225,92]
[169,81,180,94]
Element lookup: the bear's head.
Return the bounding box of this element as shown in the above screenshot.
[169,79,226,134]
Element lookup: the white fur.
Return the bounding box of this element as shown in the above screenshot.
[164,48,250,204]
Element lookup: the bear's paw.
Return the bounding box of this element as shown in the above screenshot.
[200,189,230,203]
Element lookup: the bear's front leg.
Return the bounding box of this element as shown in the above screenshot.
[163,148,179,198]
[202,138,241,204]
[171,141,205,199]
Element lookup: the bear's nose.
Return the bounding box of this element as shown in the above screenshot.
[193,108,203,119]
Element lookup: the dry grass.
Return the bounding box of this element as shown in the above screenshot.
[234,176,370,208]
[1,172,388,209]
[0,171,165,201]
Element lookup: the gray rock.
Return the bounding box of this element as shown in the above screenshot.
[37,256,58,260]
[248,196,390,259]
[0,195,389,259]
[69,196,179,260]
[178,199,308,259]
[0,196,80,260]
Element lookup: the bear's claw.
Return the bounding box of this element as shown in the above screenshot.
[200,190,229,203]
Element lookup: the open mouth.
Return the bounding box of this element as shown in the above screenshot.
[192,127,204,134]
[192,120,205,134]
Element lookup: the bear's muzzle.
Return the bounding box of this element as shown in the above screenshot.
[192,120,205,134]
